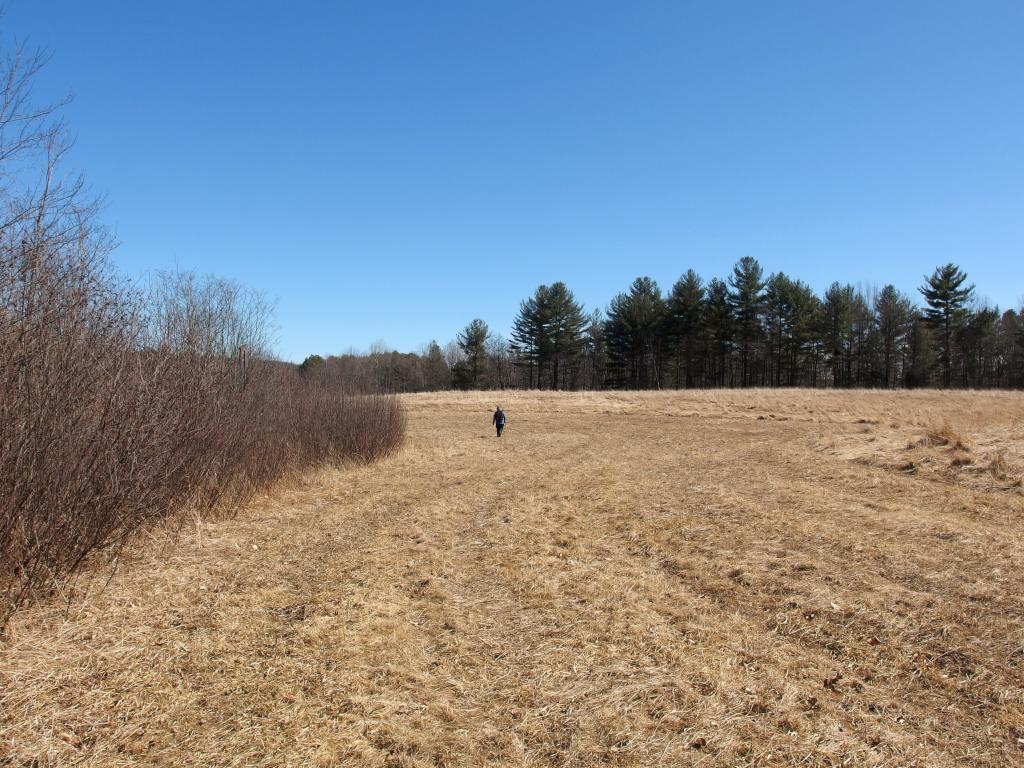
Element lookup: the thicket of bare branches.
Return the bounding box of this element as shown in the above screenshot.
[0,40,405,626]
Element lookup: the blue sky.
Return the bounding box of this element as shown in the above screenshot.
[8,1,1023,361]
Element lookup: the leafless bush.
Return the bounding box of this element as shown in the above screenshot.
[0,42,404,626]
[0,255,405,626]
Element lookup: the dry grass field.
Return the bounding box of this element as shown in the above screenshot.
[2,389,1024,767]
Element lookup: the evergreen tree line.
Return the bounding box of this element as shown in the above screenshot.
[302,259,1024,391]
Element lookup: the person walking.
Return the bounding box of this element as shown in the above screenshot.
[492,405,506,437]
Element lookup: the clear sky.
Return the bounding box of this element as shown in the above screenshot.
[7,1,1023,361]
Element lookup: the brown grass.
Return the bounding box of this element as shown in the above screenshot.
[2,389,1024,766]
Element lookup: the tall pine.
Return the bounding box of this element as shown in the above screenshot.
[665,270,705,387]
[510,289,548,388]
[919,263,974,387]
[544,282,587,390]
[456,318,490,389]
[703,278,734,386]
[510,282,587,389]
[604,277,667,389]
[727,257,766,386]
[874,285,914,388]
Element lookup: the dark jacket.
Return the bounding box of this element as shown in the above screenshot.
[492,409,506,425]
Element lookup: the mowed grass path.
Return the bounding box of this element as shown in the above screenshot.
[2,390,1023,767]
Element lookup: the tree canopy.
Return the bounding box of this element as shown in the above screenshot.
[306,259,1022,392]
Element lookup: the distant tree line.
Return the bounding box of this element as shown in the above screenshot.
[303,258,1024,391]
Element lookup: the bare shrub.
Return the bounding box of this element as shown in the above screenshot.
[0,258,405,625]
[1,233,140,619]
[0,45,404,625]
[141,271,405,491]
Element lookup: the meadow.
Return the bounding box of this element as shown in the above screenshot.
[2,389,1023,767]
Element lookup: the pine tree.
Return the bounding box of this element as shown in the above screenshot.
[763,274,820,386]
[959,306,999,387]
[581,309,608,389]
[298,354,324,378]
[919,263,974,387]
[763,274,791,386]
[703,278,734,386]
[874,285,914,388]
[510,282,587,389]
[510,289,547,388]
[543,282,587,390]
[906,315,935,388]
[665,270,705,387]
[727,257,766,386]
[1007,310,1024,388]
[422,340,450,391]
[784,279,822,386]
[457,318,490,389]
[604,277,666,389]
[849,291,874,386]
[823,283,856,387]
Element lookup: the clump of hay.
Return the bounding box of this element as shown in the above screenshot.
[985,450,1021,486]
[909,423,973,452]
[988,450,1010,480]
[948,451,973,468]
